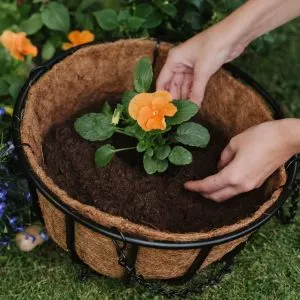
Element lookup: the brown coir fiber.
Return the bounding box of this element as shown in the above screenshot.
[20,39,286,279]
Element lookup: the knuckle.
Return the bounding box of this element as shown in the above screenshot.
[228,172,241,186]
[240,181,256,192]
[228,137,237,150]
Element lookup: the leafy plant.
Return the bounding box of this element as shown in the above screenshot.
[75,57,210,174]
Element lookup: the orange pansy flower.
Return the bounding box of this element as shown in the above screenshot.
[0,30,38,61]
[128,91,177,132]
[62,30,95,50]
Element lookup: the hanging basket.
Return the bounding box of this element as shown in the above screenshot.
[12,39,299,284]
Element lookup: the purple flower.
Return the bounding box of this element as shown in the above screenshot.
[15,226,25,232]
[24,192,31,202]
[0,202,6,218]
[0,189,7,201]
[39,231,49,241]
[7,216,18,230]
[24,232,36,243]
[0,107,5,116]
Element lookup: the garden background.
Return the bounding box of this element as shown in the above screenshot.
[0,0,299,299]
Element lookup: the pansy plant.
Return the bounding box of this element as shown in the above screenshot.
[74,57,210,174]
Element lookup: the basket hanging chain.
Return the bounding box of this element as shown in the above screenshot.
[112,237,236,299]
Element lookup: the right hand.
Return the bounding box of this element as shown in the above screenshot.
[156,24,248,105]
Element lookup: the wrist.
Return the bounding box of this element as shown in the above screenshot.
[278,118,300,155]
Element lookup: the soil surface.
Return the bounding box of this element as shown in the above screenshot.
[43,105,280,233]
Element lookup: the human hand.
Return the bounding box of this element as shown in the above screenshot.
[156,25,247,105]
[184,119,300,202]
[156,0,300,105]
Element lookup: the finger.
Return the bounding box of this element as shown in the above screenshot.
[181,73,193,99]
[156,56,175,91]
[189,67,210,105]
[184,171,228,194]
[169,73,184,99]
[217,143,236,170]
[203,187,238,203]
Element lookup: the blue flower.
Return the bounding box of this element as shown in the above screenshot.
[24,192,31,202]
[7,216,17,230]
[0,107,5,116]
[39,230,49,241]
[24,232,36,243]
[0,202,6,218]
[0,189,7,201]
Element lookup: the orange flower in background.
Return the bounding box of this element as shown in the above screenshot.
[129,91,177,131]
[0,30,38,61]
[62,30,95,50]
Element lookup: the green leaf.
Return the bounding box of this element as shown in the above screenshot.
[143,154,157,174]
[135,4,153,19]
[145,148,154,157]
[168,100,199,125]
[79,0,99,11]
[175,122,210,148]
[169,146,192,166]
[127,16,145,32]
[101,0,121,10]
[155,145,171,160]
[41,2,70,33]
[95,144,115,167]
[142,9,163,29]
[9,79,25,101]
[121,91,137,109]
[94,9,118,31]
[74,113,116,141]
[187,0,205,9]
[75,12,94,31]
[118,9,130,23]
[19,13,43,35]
[133,57,153,93]
[0,79,9,96]
[42,41,56,61]
[136,141,148,152]
[157,159,168,173]
[154,0,177,18]
[183,11,203,30]
[124,124,146,139]
[101,101,113,116]
[111,104,123,125]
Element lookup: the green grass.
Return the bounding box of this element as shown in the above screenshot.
[1,19,300,300]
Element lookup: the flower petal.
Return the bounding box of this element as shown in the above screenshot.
[146,115,166,131]
[162,103,177,117]
[62,42,73,50]
[128,93,152,120]
[80,30,95,44]
[0,31,15,51]
[68,31,81,45]
[136,106,153,131]
[22,37,38,57]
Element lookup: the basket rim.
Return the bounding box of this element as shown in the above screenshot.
[12,39,299,249]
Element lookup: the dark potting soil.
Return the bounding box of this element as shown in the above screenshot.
[43,104,280,233]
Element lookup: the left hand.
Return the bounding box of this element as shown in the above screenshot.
[184,119,299,202]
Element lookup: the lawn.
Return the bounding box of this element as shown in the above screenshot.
[0,18,300,300]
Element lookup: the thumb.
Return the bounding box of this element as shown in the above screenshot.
[189,66,210,105]
[217,143,237,170]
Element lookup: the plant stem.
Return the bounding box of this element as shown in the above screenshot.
[115,128,135,137]
[115,147,136,153]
